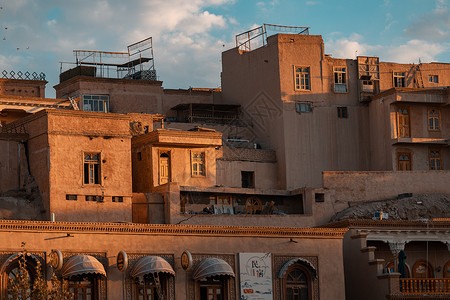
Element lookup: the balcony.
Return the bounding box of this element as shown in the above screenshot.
[400,278,449,295]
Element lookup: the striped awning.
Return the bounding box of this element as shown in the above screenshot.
[61,255,106,278]
[193,258,235,280]
[131,256,175,278]
[0,252,38,273]
[278,258,317,279]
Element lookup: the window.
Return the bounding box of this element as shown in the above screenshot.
[199,278,225,300]
[337,107,348,118]
[137,152,142,161]
[398,152,412,171]
[428,75,438,83]
[284,265,312,300]
[397,107,410,138]
[191,152,205,176]
[112,196,123,202]
[361,79,374,92]
[294,67,311,91]
[84,153,101,184]
[66,194,78,201]
[69,275,99,300]
[333,67,347,92]
[86,195,103,202]
[429,149,442,170]
[428,109,440,131]
[241,171,255,188]
[296,102,312,113]
[315,193,324,202]
[135,273,167,300]
[393,72,406,87]
[82,95,109,113]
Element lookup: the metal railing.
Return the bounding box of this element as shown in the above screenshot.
[1,70,46,81]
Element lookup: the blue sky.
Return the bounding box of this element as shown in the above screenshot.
[0,0,448,98]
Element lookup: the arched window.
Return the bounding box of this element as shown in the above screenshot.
[285,267,310,300]
[61,255,106,300]
[135,273,168,300]
[68,274,99,300]
[412,260,434,278]
[280,260,316,300]
[2,254,38,299]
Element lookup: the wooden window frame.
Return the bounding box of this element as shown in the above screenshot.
[197,277,228,300]
[282,263,314,300]
[429,148,442,170]
[191,151,206,177]
[337,107,348,118]
[393,72,406,88]
[428,75,439,84]
[68,275,100,300]
[294,66,311,91]
[428,108,441,131]
[83,153,101,185]
[397,152,412,171]
[333,66,348,93]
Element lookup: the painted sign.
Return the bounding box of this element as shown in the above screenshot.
[239,253,272,300]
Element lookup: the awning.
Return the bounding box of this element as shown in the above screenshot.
[193,257,235,280]
[0,252,38,273]
[131,256,175,278]
[278,258,317,279]
[61,255,106,278]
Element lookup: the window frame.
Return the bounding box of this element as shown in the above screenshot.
[296,102,312,114]
[241,171,255,188]
[429,148,442,170]
[333,66,348,93]
[393,72,406,88]
[82,94,110,113]
[428,75,439,84]
[191,151,206,177]
[428,108,441,131]
[337,107,348,119]
[282,263,314,300]
[397,151,412,171]
[83,152,102,185]
[294,66,311,91]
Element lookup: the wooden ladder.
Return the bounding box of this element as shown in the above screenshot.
[416,65,424,88]
[69,97,79,110]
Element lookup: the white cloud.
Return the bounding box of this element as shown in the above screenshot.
[403,0,450,41]
[306,1,319,5]
[325,35,447,63]
[0,0,237,96]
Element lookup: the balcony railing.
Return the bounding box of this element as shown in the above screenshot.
[400,278,449,294]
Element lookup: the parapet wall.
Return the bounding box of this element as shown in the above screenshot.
[323,171,450,202]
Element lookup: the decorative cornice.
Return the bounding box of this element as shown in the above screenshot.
[323,219,450,229]
[0,220,347,238]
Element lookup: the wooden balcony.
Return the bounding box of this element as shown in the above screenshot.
[400,278,449,294]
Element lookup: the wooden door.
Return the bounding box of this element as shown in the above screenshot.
[159,152,170,185]
[397,108,410,138]
[398,152,411,171]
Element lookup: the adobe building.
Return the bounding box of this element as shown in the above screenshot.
[325,219,450,299]
[0,220,347,300]
[0,26,449,300]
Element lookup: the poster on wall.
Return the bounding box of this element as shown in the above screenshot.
[239,253,273,300]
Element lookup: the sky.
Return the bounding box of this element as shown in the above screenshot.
[0,0,448,98]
